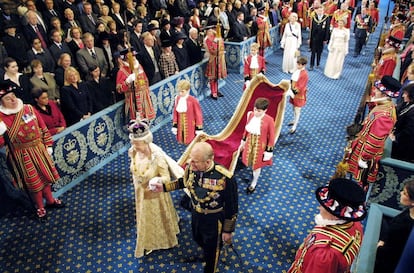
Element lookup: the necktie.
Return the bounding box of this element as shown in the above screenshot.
[34,25,47,48]
[88,14,95,25]
[58,44,62,49]
[51,10,57,17]
[90,49,96,59]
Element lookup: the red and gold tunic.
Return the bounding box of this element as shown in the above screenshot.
[204,36,227,80]
[280,4,292,35]
[332,9,352,28]
[323,0,338,17]
[242,112,275,170]
[374,48,397,80]
[297,0,310,28]
[172,95,203,145]
[367,7,379,26]
[348,100,396,185]
[287,222,363,273]
[256,15,272,55]
[290,68,309,107]
[243,54,266,80]
[116,63,155,120]
[387,23,405,40]
[0,103,60,192]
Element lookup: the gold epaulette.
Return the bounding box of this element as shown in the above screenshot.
[223,215,237,232]
[215,165,232,178]
[164,181,181,192]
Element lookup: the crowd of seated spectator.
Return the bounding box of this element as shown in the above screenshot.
[0,0,271,132]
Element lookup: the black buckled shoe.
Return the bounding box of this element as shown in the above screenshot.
[246,186,256,194]
[217,92,224,97]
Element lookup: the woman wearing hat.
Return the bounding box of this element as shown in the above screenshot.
[172,32,190,71]
[0,82,64,221]
[347,76,400,190]
[288,178,366,273]
[159,40,180,78]
[390,84,414,162]
[127,119,181,257]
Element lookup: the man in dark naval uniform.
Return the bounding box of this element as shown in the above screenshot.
[309,5,330,70]
[153,142,238,273]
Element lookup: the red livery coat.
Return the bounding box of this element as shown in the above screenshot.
[0,104,60,192]
[204,36,227,80]
[348,100,396,185]
[243,55,266,80]
[287,222,363,273]
[242,112,275,170]
[290,69,309,107]
[172,95,203,145]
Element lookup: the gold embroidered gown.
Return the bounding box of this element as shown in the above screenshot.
[129,143,179,258]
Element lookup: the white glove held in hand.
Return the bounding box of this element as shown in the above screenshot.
[0,121,7,135]
[195,130,203,136]
[263,151,273,161]
[358,159,368,169]
[47,147,53,156]
[239,140,245,151]
[149,177,161,191]
[171,127,177,135]
[126,73,136,84]
[245,80,251,89]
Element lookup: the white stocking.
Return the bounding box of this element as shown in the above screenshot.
[250,168,262,189]
[292,107,302,130]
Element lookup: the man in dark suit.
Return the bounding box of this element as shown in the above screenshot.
[309,5,330,70]
[62,0,81,21]
[185,27,203,65]
[42,0,62,30]
[229,12,249,42]
[76,33,109,80]
[111,2,127,32]
[137,32,162,86]
[63,8,81,35]
[23,10,49,48]
[130,20,144,53]
[49,29,73,63]
[79,2,99,35]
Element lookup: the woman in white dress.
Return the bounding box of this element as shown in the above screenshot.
[280,12,302,74]
[324,19,350,79]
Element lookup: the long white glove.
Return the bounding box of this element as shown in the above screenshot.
[358,159,368,169]
[263,151,273,161]
[171,127,177,135]
[126,73,136,84]
[149,177,162,191]
[47,147,53,156]
[0,121,7,135]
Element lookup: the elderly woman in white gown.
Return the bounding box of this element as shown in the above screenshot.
[324,19,350,79]
[280,12,302,74]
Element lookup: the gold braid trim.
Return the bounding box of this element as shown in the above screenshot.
[215,165,232,178]
[164,181,181,192]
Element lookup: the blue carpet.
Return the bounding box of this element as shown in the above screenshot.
[0,2,391,272]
